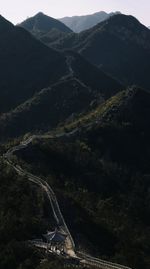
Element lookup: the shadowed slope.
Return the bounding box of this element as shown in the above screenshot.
[54,14,150,90]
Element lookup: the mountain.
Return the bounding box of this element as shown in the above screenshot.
[67,86,150,131]
[0,16,122,139]
[1,12,150,269]
[0,51,122,139]
[1,8,150,269]
[54,14,150,90]
[15,87,150,269]
[0,15,67,113]
[59,11,121,32]
[19,12,72,44]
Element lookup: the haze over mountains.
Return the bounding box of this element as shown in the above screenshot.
[59,11,121,32]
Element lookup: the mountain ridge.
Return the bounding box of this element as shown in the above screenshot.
[0,10,150,269]
[0,51,122,139]
[0,16,122,139]
[15,86,150,269]
[0,15,67,113]
[19,12,72,34]
[59,11,121,32]
[53,14,150,90]
[19,12,72,44]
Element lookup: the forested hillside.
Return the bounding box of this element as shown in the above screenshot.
[14,87,150,269]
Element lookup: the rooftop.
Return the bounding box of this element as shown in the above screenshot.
[43,229,67,243]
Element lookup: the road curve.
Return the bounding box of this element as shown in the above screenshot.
[3,130,133,269]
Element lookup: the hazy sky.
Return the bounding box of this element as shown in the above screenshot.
[0,0,150,26]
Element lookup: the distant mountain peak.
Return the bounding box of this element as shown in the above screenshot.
[19,12,72,34]
[34,12,54,20]
[36,12,45,16]
[59,11,121,32]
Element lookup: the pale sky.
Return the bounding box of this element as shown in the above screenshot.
[0,0,149,26]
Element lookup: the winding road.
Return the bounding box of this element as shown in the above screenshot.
[3,129,132,269]
[2,55,133,268]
